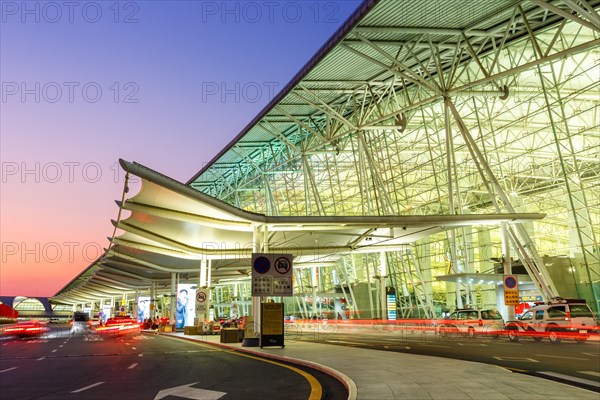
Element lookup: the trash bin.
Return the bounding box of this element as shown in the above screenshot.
[184,326,198,335]
[220,328,238,343]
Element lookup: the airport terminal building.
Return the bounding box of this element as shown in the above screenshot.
[52,0,599,324]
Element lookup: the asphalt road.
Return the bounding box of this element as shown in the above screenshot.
[291,325,600,392]
[0,328,347,400]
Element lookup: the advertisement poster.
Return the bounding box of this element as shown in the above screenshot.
[137,296,150,322]
[176,284,196,328]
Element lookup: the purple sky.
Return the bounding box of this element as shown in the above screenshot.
[0,0,362,296]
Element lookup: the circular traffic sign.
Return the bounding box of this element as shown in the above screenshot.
[253,256,270,274]
[504,276,517,289]
[274,257,291,274]
[196,292,207,302]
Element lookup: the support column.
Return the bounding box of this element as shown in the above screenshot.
[134,289,139,322]
[200,259,207,288]
[170,273,177,326]
[501,223,515,321]
[150,282,155,319]
[251,225,261,337]
[444,98,463,309]
[380,252,387,320]
[311,266,318,318]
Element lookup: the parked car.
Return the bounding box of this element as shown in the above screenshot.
[504,298,596,343]
[437,308,504,339]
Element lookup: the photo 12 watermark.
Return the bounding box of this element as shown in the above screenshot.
[1,82,140,104]
[1,1,140,24]
[201,81,281,104]
[199,1,342,24]
[1,161,138,184]
[1,241,105,264]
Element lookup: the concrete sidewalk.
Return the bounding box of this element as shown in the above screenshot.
[155,331,598,400]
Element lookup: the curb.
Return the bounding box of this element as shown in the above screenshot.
[147,332,357,400]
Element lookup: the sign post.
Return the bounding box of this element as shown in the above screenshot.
[195,288,210,325]
[503,275,520,306]
[251,253,293,348]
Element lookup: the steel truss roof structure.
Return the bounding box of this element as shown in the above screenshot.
[54,0,599,314]
[52,159,543,304]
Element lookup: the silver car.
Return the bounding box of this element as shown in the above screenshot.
[505,298,596,343]
[438,309,504,339]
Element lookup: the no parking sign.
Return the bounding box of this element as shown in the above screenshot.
[252,253,294,296]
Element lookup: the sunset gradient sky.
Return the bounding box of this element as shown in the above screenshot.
[0,1,361,296]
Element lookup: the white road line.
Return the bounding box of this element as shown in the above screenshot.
[493,356,539,362]
[131,347,136,350]
[59,345,63,347]
[71,382,105,393]
[535,354,588,360]
[37,357,45,361]
[405,346,411,349]
[138,353,143,357]
[419,344,451,348]
[326,340,371,346]
[581,352,599,357]
[456,343,488,347]
[51,349,57,353]
[538,372,600,389]
[128,363,138,369]
[0,367,18,373]
[579,371,600,378]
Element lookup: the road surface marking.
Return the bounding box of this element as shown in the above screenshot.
[579,371,600,378]
[493,356,539,362]
[535,354,588,360]
[131,347,137,350]
[326,340,370,346]
[154,382,226,400]
[59,345,63,347]
[228,351,322,400]
[52,349,57,353]
[405,346,411,349]
[499,366,528,373]
[0,367,18,373]
[581,352,599,357]
[37,357,45,361]
[538,371,600,389]
[128,363,138,370]
[139,353,144,357]
[419,344,450,348]
[71,382,105,393]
